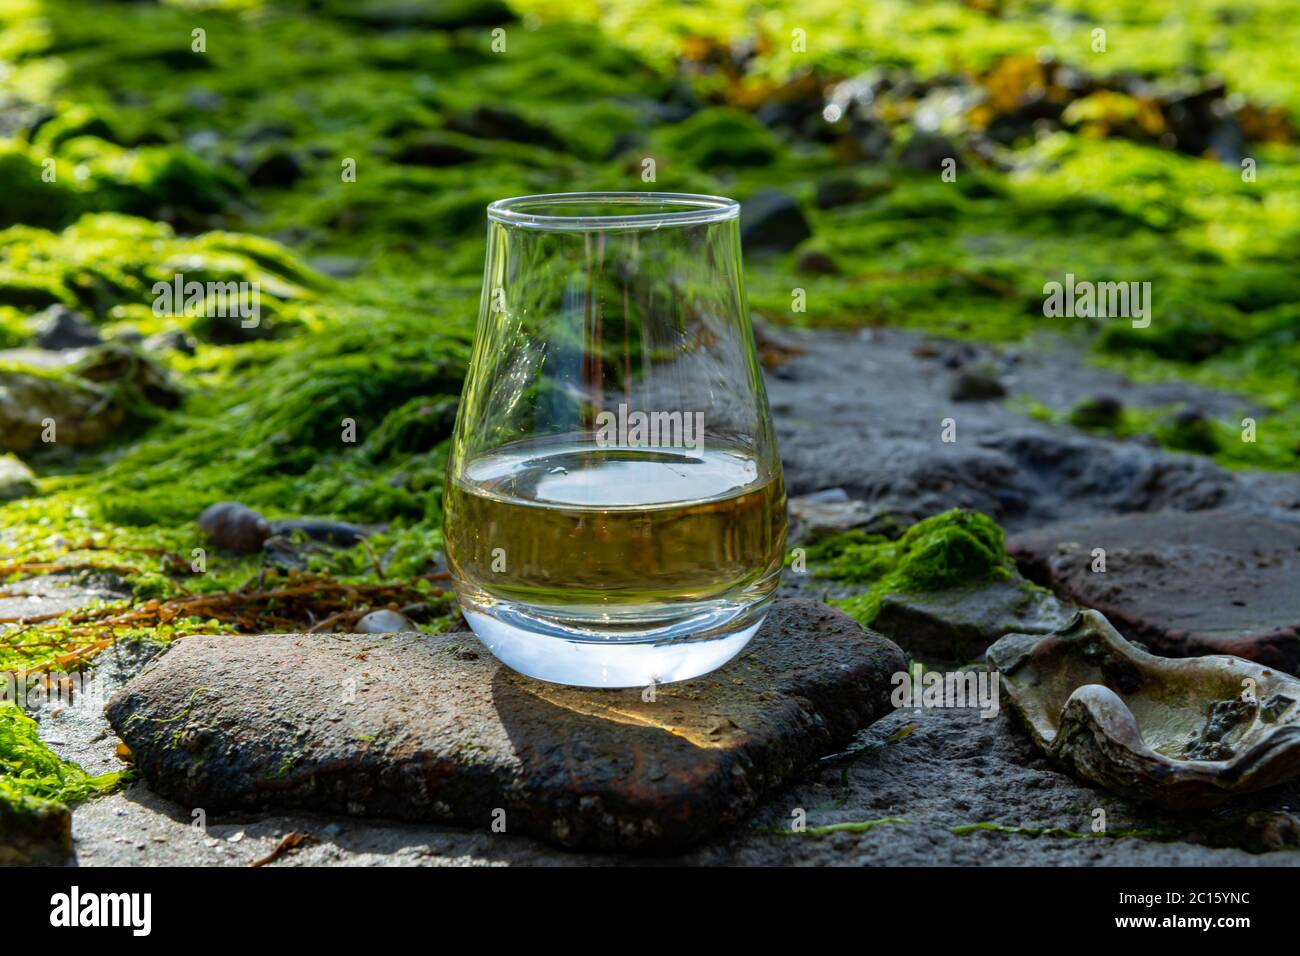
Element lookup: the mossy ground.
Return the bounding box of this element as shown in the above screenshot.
[0,702,122,812]
[0,1,1297,799]
[793,509,1014,627]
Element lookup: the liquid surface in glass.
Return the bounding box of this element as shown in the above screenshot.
[444,441,786,614]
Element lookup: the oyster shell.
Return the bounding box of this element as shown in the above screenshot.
[987,609,1300,808]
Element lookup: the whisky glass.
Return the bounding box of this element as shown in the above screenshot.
[443,193,786,687]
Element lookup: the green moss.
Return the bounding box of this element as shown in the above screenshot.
[1097,314,1238,364]
[660,107,781,169]
[0,213,319,323]
[951,821,1172,840]
[794,528,897,584]
[1027,395,1300,470]
[363,395,460,464]
[1154,412,1221,455]
[1067,395,1124,431]
[805,510,1013,627]
[0,144,82,229]
[32,103,122,152]
[513,0,1300,120]
[0,703,122,810]
[763,816,911,837]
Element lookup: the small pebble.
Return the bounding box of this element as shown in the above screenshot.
[948,366,1007,402]
[355,609,414,633]
[795,249,840,275]
[144,329,197,356]
[1069,394,1124,429]
[198,501,271,553]
[33,305,101,350]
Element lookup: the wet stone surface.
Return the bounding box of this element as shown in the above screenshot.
[766,327,1300,531]
[871,578,1076,666]
[72,702,1300,867]
[106,600,906,854]
[1008,511,1300,673]
[0,572,131,626]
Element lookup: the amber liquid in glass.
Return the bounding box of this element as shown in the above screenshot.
[444,442,786,620]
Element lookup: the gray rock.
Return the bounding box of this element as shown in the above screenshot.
[246,149,304,189]
[42,572,1297,867]
[355,609,413,633]
[305,256,363,279]
[873,577,1075,665]
[73,342,181,409]
[948,365,1007,401]
[0,572,132,628]
[32,305,101,350]
[185,88,224,112]
[105,600,906,853]
[752,316,805,369]
[144,329,197,356]
[898,133,960,172]
[709,703,1300,865]
[765,326,1300,530]
[269,518,368,546]
[741,189,812,253]
[1008,511,1300,673]
[939,341,980,369]
[0,454,36,501]
[0,347,77,370]
[787,492,870,541]
[800,487,850,504]
[1069,393,1124,429]
[198,502,271,553]
[71,705,1300,865]
[795,249,840,275]
[0,370,123,452]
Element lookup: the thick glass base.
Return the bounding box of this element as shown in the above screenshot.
[459,598,769,688]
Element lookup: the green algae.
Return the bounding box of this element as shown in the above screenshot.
[513,0,1300,119]
[1034,394,1300,470]
[761,816,911,837]
[0,702,122,809]
[951,821,1172,840]
[795,510,1013,627]
[658,108,782,170]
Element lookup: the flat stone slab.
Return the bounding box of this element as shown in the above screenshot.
[1008,510,1300,672]
[872,577,1076,665]
[0,573,130,626]
[106,599,904,853]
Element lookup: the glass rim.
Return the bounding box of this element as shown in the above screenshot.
[486,191,740,231]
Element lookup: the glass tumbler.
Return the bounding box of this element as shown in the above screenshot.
[443,192,786,688]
